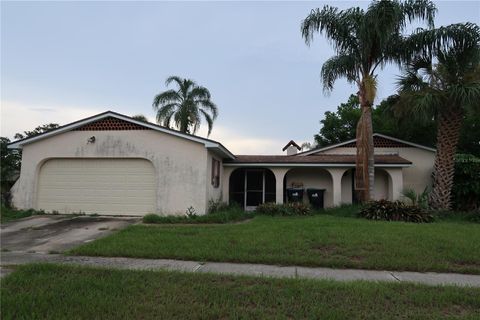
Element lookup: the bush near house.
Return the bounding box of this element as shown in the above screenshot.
[255,202,311,216]
[359,200,433,223]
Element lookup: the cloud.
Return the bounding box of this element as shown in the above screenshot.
[198,125,286,155]
[1,101,104,139]
[1,100,287,155]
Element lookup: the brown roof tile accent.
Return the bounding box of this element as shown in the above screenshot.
[226,154,411,164]
[73,117,151,131]
[341,135,411,148]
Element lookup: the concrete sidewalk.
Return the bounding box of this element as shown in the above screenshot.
[2,251,480,287]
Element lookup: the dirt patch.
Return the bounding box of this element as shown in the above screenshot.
[310,244,340,255]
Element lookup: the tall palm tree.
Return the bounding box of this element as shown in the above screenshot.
[152,76,218,136]
[301,0,436,201]
[395,23,480,210]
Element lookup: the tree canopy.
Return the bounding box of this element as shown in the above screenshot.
[152,76,218,136]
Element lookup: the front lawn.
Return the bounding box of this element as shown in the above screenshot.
[2,264,480,319]
[70,209,480,274]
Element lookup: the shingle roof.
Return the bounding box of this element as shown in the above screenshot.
[225,154,412,164]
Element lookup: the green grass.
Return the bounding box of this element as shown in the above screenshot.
[70,207,480,274]
[0,206,39,223]
[143,206,253,224]
[2,264,480,319]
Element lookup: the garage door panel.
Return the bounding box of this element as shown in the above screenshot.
[37,159,156,216]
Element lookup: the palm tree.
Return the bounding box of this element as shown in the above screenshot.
[395,23,480,210]
[152,76,218,136]
[301,0,436,201]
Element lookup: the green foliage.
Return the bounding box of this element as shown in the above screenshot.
[452,154,480,211]
[401,187,429,209]
[142,205,251,224]
[255,202,311,216]
[0,137,21,201]
[0,206,46,223]
[314,95,437,148]
[207,199,231,214]
[13,123,59,140]
[359,200,433,223]
[152,76,218,136]
[314,95,361,146]
[131,114,149,122]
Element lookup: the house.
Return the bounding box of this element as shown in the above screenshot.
[8,111,435,216]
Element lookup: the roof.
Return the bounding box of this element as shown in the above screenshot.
[7,111,235,159]
[297,133,436,156]
[224,154,412,167]
[282,140,301,151]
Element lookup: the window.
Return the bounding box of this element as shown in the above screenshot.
[211,158,220,188]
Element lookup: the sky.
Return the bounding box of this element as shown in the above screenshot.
[1,1,479,154]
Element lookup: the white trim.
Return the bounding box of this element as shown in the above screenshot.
[298,133,436,156]
[7,111,236,159]
[223,163,411,168]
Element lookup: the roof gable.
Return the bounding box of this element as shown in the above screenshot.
[73,116,151,131]
[8,111,235,159]
[297,133,436,156]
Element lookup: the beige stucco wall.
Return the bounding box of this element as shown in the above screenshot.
[11,130,211,216]
[284,167,334,207]
[311,146,435,196]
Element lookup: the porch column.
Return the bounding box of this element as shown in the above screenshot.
[384,168,403,201]
[222,166,235,204]
[271,168,289,204]
[327,168,348,207]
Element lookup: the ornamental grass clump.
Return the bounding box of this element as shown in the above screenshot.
[359,199,433,223]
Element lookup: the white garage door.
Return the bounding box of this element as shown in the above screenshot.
[37,158,156,216]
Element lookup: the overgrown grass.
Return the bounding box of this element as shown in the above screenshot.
[71,207,480,274]
[2,264,480,319]
[0,206,42,223]
[143,206,253,224]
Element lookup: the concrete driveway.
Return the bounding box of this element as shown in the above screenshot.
[1,215,139,253]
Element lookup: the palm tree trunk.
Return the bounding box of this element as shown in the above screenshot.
[355,87,375,202]
[429,108,463,210]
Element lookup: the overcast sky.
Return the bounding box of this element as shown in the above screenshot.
[2,1,479,154]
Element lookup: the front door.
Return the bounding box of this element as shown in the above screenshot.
[245,169,264,210]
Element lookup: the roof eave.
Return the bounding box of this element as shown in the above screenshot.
[223,162,412,168]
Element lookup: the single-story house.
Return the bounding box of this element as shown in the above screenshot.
[8,111,435,216]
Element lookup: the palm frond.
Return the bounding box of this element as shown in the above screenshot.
[155,103,178,124]
[406,23,480,58]
[198,100,218,119]
[152,90,181,109]
[321,54,358,91]
[301,5,360,53]
[401,0,436,29]
[190,86,211,100]
[199,109,214,136]
[165,76,184,87]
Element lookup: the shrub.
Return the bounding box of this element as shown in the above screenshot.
[401,187,429,209]
[255,202,311,216]
[359,200,433,223]
[142,204,252,224]
[207,199,230,214]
